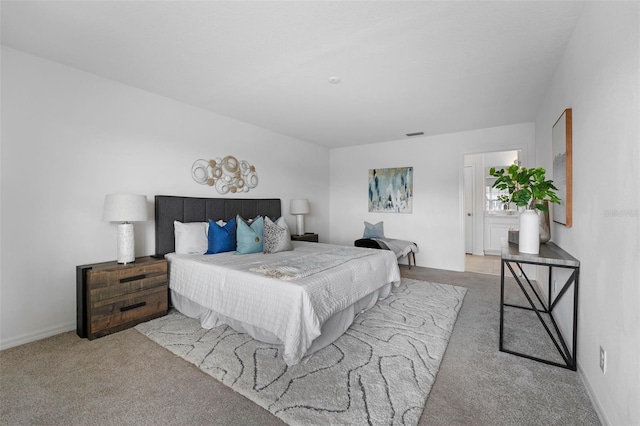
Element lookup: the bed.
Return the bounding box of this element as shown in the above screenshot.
[155,195,401,365]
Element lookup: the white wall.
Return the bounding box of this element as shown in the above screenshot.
[0,47,330,349]
[329,123,534,271]
[534,2,639,425]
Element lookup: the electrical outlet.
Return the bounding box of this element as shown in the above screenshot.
[600,346,607,374]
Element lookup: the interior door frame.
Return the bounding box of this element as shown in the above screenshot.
[463,165,475,254]
[461,147,528,270]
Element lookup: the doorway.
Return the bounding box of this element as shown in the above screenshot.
[465,254,502,275]
[463,149,522,272]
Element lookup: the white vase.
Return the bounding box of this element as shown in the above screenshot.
[519,209,540,254]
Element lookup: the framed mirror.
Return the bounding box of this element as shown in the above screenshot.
[552,108,572,227]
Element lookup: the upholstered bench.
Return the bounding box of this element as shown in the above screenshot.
[354,238,418,269]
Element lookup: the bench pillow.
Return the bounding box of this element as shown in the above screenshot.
[363,221,385,239]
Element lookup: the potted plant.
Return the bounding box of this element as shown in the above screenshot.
[489,164,560,254]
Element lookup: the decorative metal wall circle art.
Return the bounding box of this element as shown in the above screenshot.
[191,156,258,194]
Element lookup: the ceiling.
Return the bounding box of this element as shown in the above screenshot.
[1,1,585,148]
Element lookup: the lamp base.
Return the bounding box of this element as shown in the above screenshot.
[295,215,305,236]
[117,223,135,264]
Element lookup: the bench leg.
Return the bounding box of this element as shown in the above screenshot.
[408,251,415,269]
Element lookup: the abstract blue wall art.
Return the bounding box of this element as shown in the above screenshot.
[368,167,413,213]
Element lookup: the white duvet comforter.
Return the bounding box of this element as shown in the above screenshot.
[166,242,401,365]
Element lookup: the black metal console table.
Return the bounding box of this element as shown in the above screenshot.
[500,242,580,370]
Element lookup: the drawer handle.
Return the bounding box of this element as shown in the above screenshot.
[120,274,146,283]
[120,302,146,312]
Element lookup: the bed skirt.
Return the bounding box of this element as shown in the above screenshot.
[171,283,393,361]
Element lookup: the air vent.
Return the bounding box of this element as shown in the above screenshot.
[406,132,424,137]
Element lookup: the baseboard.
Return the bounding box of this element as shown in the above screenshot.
[578,360,611,426]
[0,322,76,351]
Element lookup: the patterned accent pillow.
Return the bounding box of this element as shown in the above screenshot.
[363,221,384,238]
[236,215,264,254]
[263,216,293,254]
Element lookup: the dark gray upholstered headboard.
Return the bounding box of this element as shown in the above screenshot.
[154,195,281,256]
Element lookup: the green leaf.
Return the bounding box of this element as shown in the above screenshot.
[486,165,560,210]
[535,203,548,212]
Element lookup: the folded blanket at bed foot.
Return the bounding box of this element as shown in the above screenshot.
[354,238,418,258]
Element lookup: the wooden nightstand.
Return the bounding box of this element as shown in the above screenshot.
[76,256,168,340]
[291,233,319,242]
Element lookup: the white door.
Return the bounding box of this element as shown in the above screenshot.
[464,165,474,254]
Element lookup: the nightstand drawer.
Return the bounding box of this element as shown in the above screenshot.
[89,285,167,339]
[88,266,167,302]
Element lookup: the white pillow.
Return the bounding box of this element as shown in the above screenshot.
[174,221,208,254]
[276,216,291,232]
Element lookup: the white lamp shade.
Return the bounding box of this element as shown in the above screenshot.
[102,194,148,223]
[289,199,310,215]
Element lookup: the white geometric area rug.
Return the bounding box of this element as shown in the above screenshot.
[136,278,467,426]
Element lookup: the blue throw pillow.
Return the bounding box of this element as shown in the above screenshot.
[363,221,384,238]
[206,218,236,254]
[236,215,264,254]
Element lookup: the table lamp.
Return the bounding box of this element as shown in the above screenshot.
[289,199,310,236]
[102,194,148,263]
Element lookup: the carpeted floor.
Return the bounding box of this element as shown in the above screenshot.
[0,266,601,425]
[136,279,466,426]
